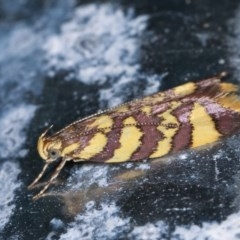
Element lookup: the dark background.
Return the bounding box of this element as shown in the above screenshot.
[1,0,240,239]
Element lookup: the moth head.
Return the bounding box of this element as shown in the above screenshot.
[37,126,62,162]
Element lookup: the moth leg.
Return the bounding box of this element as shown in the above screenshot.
[28,179,58,190]
[32,159,67,200]
[28,163,50,190]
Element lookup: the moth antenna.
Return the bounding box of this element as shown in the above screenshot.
[28,163,50,189]
[32,158,67,200]
[41,124,54,138]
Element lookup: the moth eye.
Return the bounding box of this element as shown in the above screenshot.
[48,149,60,160]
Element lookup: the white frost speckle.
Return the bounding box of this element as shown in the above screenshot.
[0,11,43,235]
[67,165,110,190]
[0,162,21,231]
[44,4,148,85]
[218,58,225,65]
[0,105,37,159]
[173,211,240,240]
[44,3,164,108]
[178,153,189,160]
[128,210,240,240]
[195,32,211,47]
[129,221,169,240]
[59,202,130,240]
[0,25,37,62]
[143,73,168,96]
[136,163,151,170]
[50,218,64,230]
[228,5,240,80]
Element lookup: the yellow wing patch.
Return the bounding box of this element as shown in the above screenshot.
[150,102,180,158]
[141,93,165,105]
[76,132,107,160]
[190,102,221,148]
[115,105,129,113]
[217,95,240,112]
[124,116,137,125]
[220,82,238,93]
[173,82,196,96]
[62,143,80,156]
[141,106,152,115]
[88,115,113,130]
[106,117,143,163]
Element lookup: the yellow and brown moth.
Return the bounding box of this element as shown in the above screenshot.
[29,74,240,200]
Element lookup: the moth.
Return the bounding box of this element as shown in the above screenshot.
[29,74,240,200]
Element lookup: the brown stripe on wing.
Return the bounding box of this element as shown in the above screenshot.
[58,123,94,152]
[198,98,240,136]
[87,116,126,162]
[187,78,221,99]
[149,101,181,159]
[130,111,164,161]
[68,123,109,161]
[171,102,194,153]
[195,78,220,89]
[65,134,94,161]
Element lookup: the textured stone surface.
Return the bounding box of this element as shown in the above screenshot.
[1,0,240,239]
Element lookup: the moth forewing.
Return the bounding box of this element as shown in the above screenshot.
[29,75,240,199]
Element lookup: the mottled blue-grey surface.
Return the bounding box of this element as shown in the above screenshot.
[1,0,240,239]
